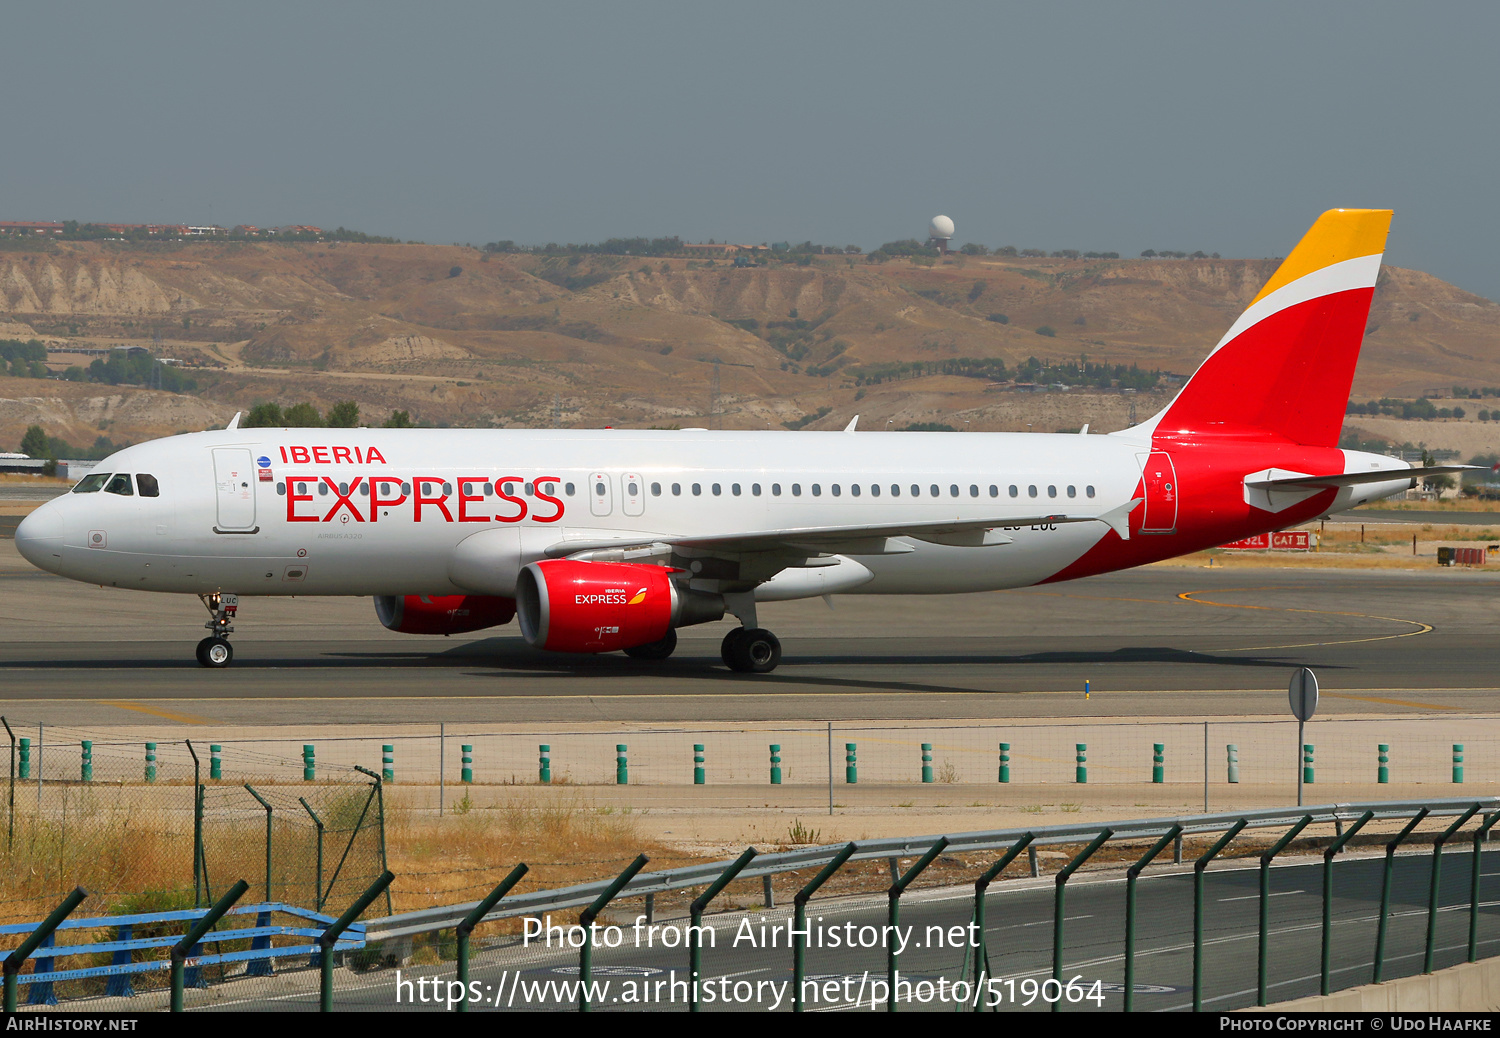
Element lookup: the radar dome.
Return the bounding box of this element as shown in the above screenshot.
[929,215,955,239]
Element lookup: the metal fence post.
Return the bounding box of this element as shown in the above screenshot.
[1321,810,1374,994]
[1374,809,1428,984]
[1258,815,1313,1005]
[3,887,86,1012]
[301,797,326,912]
[1052,828,1112,1012]
[1470,813,1500,962]
[1124,826,1182,1012]
[887,837,948,1011]
[319,871,395,1012]
[456,863,529,1013]
[690,847,757,1011]
[244,784,274,902]
[969,832,1034,1011]
[1,717,14,853]
[579,854,648,1012]
[186,741,204,906]
[170,880,247,1012]
[794,842,857,1012]
[1427,804,1480,973]
[1193,818,1247,1011]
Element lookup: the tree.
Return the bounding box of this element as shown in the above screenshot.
[242,403,284,428]
[19,425,49,459]
[448,266,463,278]
[283,402,324,427]
[326,401,360,428]
[383,410,412,429]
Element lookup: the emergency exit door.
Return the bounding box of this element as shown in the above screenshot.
[1136,451,1178,534]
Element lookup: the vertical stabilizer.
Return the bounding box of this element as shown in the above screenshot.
[1126,208,1392,447]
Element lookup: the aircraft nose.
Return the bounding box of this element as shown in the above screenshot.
[14,504,64,570]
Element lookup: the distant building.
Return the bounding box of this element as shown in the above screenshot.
[0,221,63,235]
[183,225,226,237]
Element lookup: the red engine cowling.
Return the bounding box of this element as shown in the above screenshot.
[374,594,516,635]
[517,560,717,653]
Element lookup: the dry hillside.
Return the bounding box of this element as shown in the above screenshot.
[1,240,1498,454]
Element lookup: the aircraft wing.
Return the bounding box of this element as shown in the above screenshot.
[545,499,1143,558]
[1244,465,1480,490]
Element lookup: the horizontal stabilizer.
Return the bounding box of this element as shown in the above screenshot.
[1244,466,1480,491]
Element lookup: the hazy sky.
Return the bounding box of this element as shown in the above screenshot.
[7,2,1500,297]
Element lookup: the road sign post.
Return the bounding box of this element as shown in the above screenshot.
[1289,668,1319,807]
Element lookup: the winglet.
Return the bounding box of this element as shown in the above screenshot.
[844,415,859,433]
[225,411,242,431]
[1098,498,1142,541]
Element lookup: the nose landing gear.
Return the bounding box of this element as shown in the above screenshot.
[196,593,237,668]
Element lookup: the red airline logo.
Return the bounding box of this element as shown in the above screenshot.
[284,475,565,524]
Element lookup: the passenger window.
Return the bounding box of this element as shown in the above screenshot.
[792,484,802,496]
[136,474,160,498]
[692,483,702,496]
[339,482,350,495]
[870,484,880,497]
[712,483,722,496]
[891,485,900,497]
[830,484,840,497]
[949,484,959,497]
[672,483,682,496]
[627,480,639,496]
[651,482,661,496]
[401,482,411,495]
[276,482,286,496]
[540,482,555,494]
[1086,485,1096,498]
[989,485,998,497]
[1067,485,1076,498]
[930,484,939,497]
[1009,485,1018,497]
[72,473,110,494]
[910,484,920,497]
[1028,485,1038,498]
[595,481,606,496]
[851,484,860,497]
[813,484,823,497]
[317,482,329,496]
[772,483,782,496]
[1048,485,1057,498]
[483,482,493,496]
[105,474,134,496]
[969,485,979,497]
[732,483,742,496]
[752,483,762,496]
[565,482,576,496]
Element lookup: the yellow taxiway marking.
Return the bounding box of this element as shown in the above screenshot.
[101,700,212,725]
[1176,587,1433,651]
[1321,693,1459,711]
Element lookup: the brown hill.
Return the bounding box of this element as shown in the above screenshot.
[1,241,1498,452]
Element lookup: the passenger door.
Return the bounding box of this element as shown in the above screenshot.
[212,448,258,532]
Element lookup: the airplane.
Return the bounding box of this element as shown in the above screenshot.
[12,209,1476,672]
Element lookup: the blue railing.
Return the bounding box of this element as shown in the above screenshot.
[0,902,365,1004]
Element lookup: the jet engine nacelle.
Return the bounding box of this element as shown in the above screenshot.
[374,594,517,635]
[515,560,723,653]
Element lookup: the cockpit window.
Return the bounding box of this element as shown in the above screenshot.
[136,474,160,498]
[104,473,134,496]
[72,473,110,494]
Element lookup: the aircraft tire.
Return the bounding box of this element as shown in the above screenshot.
[721,628,749,670]
[197,636,233,668]
[624,628,677,660]
[726,628,780,674]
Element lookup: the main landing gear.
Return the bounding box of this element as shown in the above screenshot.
[196,592,237,668]
[721,627,782,674]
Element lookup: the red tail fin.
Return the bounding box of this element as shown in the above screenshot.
[1136,209,1392,447]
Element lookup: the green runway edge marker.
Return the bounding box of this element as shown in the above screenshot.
[302,744,315,782]
[1153,743,1164,784]
[1453,744,1464,784]
[1303,744,1314,785]
[209,744,221,781]
[769,744,781,785]
[921,743,933,784]
[461,744,473,784]
[845,743,857,784]
[80,741,92,783]
[382,744,394,783]
[539,744,550,784]
[17,738,28,781]
[999,742,1010,784]
[1227,744,1239,784]
[616,744,628,785]
[145,742,156,784]
[1075,743,1087,784]
[1378,744,1389,784]
[694,744,705,785]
